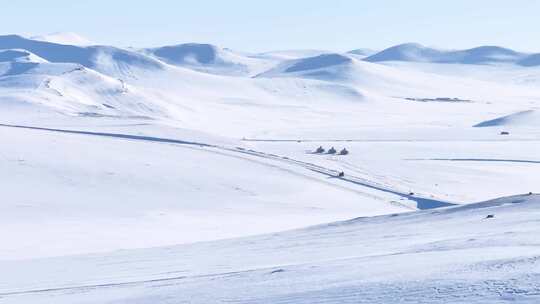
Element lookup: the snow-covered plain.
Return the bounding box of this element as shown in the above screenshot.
[2,195,539,303]
[1,34,539,303]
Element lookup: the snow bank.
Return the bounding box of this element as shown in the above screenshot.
[474,110,540,127]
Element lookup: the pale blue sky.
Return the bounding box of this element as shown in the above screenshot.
[2,0,539,52]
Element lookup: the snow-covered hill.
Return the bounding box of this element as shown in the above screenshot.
[475,110,540,127]
[259,53,353,76]
[256,53,363,86]
[0,35,164,78]
[0,48,171,119]
[365,43,538,66]
[255,51,540,106]
[347,48,377,58]
[1,34,540,303]
[2,36,539,135]
[2,194,539,303]
[518,53,540,67]
[0,122,415,260]
[144,43,277,76]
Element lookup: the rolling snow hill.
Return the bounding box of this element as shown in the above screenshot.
[365,43,537,66]
[144,43,277,76]
[518,53,540,67]
[1,34,540,303]
[256,53,356,81]
[474,110,540,127]
[2,194,539,303]
[0,122,412,260]
[0,35,164,77]
[255,51,540,106]
[0,48,170,119]
[347,48,377,58]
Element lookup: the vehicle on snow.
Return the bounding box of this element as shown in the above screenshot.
[315,146,325,153]
[327,147,337,154]
[339,148,349,155]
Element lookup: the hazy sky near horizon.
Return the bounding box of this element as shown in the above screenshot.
[3,0,539,52]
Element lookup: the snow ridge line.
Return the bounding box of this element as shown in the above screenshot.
[0,123,454,209]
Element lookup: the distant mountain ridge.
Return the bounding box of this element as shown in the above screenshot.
[146,43,222,65]
[365,43,540,66]
[518,54,540,67]
[255,53,358,82]
[1,33,540,134]
[144,43,277,76]
[0,35,164,77]
[347,48,377,57]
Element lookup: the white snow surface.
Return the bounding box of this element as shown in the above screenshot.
[1,195,539,303]
[144,43,279,76]
[1,35,540,303]
[365,43,535,65]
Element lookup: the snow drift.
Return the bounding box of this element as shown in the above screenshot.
[474,110,540,127]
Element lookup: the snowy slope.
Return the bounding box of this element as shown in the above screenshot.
[518,53,540,67]
[377,61,540,88]
[0,50,171,119]
[347,48,377,58]
[0,123,412,260]
[256,51,540,106]
[475,110,540,127]
[261,53,353,75]
[2,194,539,303]
[144,43,277,76]
[1,35,540,303]
[0,35,164,78]
[366,43,531,65]
[2,37,540,137]
[248,138,540,203]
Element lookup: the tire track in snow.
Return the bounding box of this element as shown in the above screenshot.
[0,275,187,297]
[0,123,384,202]
[0,123,454,209]
[226,147,453,209]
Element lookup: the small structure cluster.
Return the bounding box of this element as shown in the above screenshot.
[314,146,349,155]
